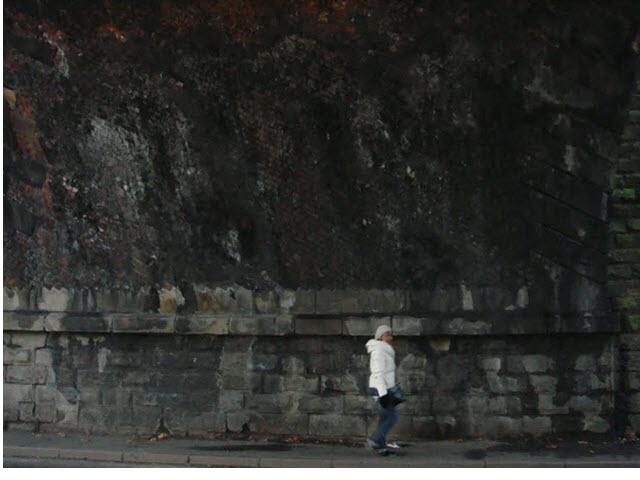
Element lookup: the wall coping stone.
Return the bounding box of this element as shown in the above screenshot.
[3,311,621,335]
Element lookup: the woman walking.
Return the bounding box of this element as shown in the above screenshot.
[365,325,403,455]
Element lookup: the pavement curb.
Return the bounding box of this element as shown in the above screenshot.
[5,445,640,468]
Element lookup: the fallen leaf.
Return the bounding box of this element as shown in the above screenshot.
[577,440,589,445]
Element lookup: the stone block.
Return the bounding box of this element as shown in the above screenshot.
[629,414,640,431]
[387,414,413,437]
[221,373,262,391]
[412,416,438,438]
[220,352,250,371]
[479,416,523,438]
[193,285,252,314]
[262,374,284,393]
[538,394,569,414]
[583,415,610,433]
[522,355,553,373]
[158,286,185,313]
[344,395,376,414]
[35,385,61,403]
[373,289,408,313]
[429,338,451,352]
[401,395,432,415]
[479,357,502,372]
[235,287,254,314]
[132,391,159,407]
[252,353,279,372]
[248,413,309,435]
[574,373,612,392]
[621,352,640,371]
[309,414,367,436]
[530,375,558,394]
[569,395,602,414]
[174,315,228,334]
[35,402,57,422]
[274,315,295,335]
[397,353,427,372]
[3,287,38,311]
[315,289,360,314]
[280,375,319,393]
[295,318,342,335]
[95,289,119,312]
[226,411,250,432]
[44,313,111,332]
[187,413,226,435]
[278,289,296,313]
[244,393,296,413]
[620,334,640,350]
[3,312,45,331]
[441,317,489,335]
[298,394,344,413]
[399,373,431,393]
[6,365,48,384]
[392,316,438,335]
[433,393,458,414]
[435,415,457,436]
[112,314,175,333]
[254,291,278,313]
[4,405,19,421]
[3,347,32,365]
[122,371,152,385]
[321,374,360,393]
[107,351,143,367]
[486,373,527,394]
[488,396,521,416]
[628,393,640,413]
[7,422,38,432]
[522,416,552,436]
[343,317,389,336]
[308,352,350,374]
[37,287,73,312]
[436,355,472,390]
[277,357,302,376]
[505,355,524,373]
[228,314,292,335]
[625,372,640,390]
[428,286,462,312]
[575,354,597,371]
[218,391,244,411]
[291,289,316,314]
[18,402,36,422]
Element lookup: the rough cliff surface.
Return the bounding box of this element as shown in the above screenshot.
[4,1,639,315]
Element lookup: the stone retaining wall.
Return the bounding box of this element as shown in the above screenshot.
[610,75,640,433]
[3,314,620,440]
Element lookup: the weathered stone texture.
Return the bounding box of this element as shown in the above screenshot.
[2,331,624,439]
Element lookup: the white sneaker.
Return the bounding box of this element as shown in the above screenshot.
[386,442,401,450]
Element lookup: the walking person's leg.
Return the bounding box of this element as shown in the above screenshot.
[372,399,398,447]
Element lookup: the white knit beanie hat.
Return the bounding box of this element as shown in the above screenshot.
[375,324,392,340]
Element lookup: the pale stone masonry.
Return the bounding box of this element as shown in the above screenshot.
[2,294,622,439]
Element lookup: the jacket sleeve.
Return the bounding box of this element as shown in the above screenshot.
[370,349,391,389]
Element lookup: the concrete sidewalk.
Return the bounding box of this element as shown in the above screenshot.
[3,431,640,467]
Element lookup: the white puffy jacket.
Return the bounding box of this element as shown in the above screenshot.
[365,339,396,397]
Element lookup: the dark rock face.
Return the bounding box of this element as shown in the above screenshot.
[3,1,638,310]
